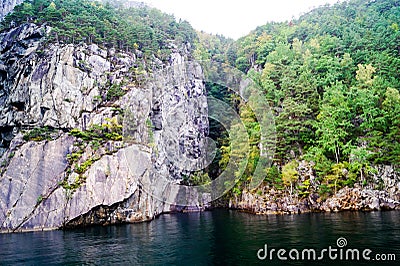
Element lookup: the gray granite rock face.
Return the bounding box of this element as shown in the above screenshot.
[0,135,74,231]
[0,23,210,232]
[0,24,115,131]
[0,0,24,21]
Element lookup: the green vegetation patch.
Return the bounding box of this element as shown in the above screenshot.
[62,117,124,193]
[1,0,197,59]
[23,127,57,141]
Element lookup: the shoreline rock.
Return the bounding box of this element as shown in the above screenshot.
[229,185,400,215]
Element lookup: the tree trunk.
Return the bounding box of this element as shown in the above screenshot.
[335,142,340,164]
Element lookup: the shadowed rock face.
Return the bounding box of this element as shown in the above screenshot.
[0,23,210,233]
[0,0,24,21]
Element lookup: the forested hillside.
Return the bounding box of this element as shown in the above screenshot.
[1,0,196,59]
[1,0,399,201]
[202,0,400,197]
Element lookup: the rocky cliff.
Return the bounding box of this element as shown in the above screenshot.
[0,0,23,21]
[230,161,400,214]
[0,23,210,232]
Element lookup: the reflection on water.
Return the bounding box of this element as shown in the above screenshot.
[0,210,399,265]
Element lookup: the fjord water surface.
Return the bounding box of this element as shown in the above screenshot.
[0,210,399,265]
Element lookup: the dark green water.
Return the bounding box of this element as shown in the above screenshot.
[0,210,399,265]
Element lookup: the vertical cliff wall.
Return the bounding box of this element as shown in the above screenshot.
[0,0,24,21]
[0,23,210,232]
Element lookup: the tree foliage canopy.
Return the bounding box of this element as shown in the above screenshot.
[214,0,400,195]
[1,0,197,58]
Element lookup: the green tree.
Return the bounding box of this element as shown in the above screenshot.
[315,83,354,163]
[381,88,400,164]
[282,160,299,195]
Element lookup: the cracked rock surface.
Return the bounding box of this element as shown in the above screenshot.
[0,0,24,21]
[0,23,210,232]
